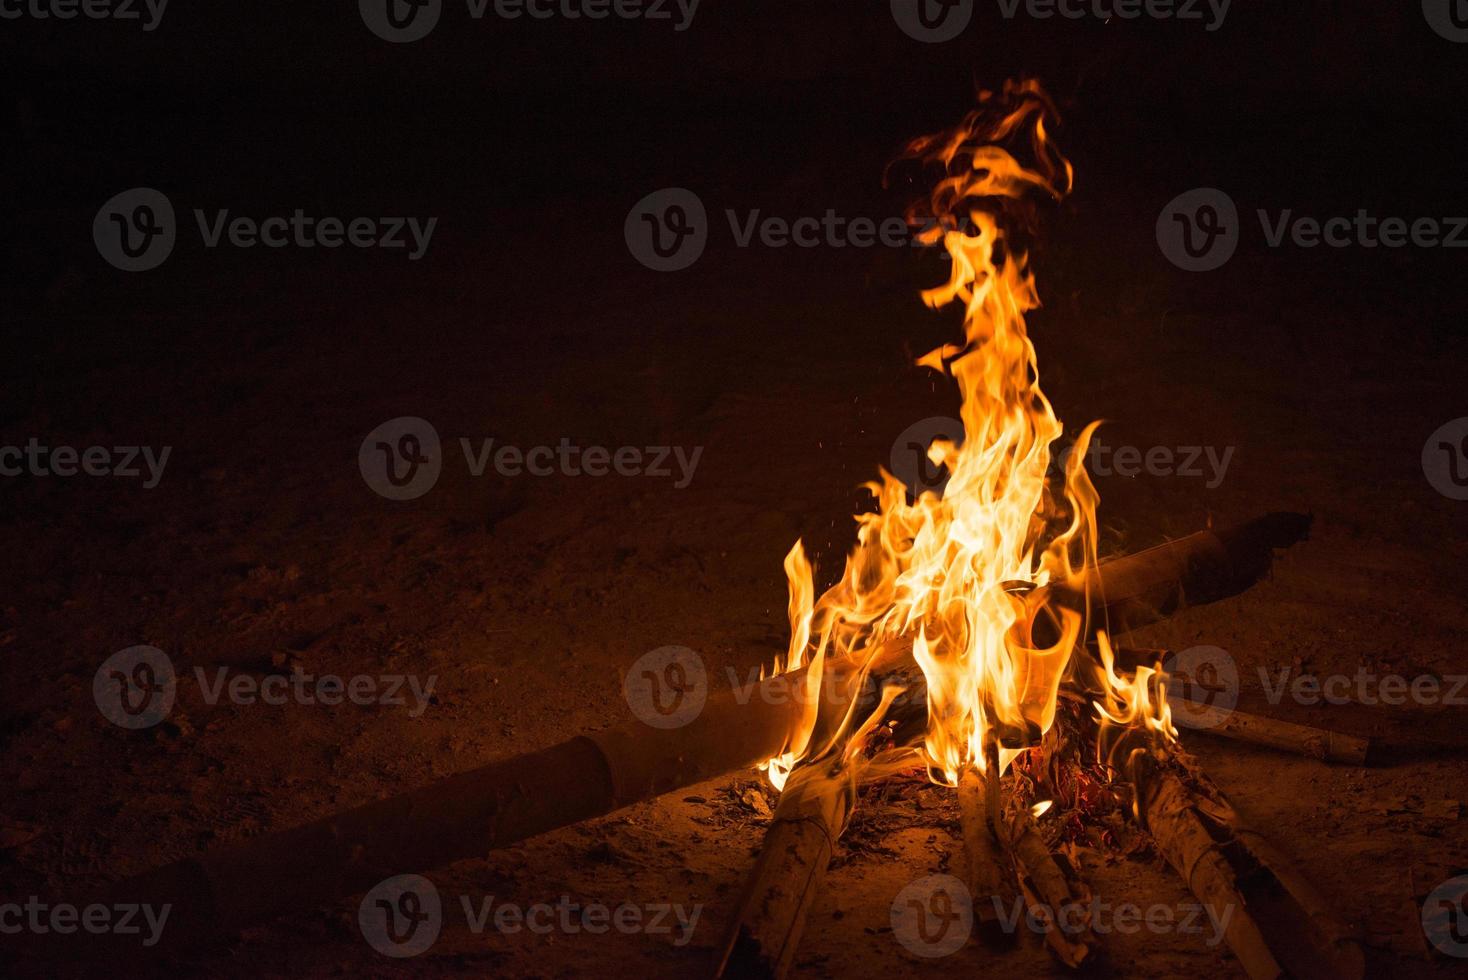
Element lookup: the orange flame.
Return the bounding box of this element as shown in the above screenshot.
[766,81,1170,792]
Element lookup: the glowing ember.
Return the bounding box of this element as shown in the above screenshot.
[762,81,1173,796]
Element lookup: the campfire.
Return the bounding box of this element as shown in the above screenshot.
[715,79,1362,980]
[93,82,1367,980]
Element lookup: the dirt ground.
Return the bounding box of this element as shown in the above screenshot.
[4,5,1468,978]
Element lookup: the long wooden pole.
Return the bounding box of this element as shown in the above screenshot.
[1137,751,1365,980]
[80,513,1308,952]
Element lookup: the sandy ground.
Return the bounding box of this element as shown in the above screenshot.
[4,34,1468,974]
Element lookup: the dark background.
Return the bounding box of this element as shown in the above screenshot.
[3,2,1467,977]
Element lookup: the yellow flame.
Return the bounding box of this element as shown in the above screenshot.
[764,81,1169,793]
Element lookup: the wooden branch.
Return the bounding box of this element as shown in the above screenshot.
[85,659,858,953]
[1136,752,1364,980]
[1175,702,1371,765]
[1006,806,1097,967]
[1037,512,1311,640]
[715,764,855,979]
[957,765,1019,947]
[1113,646,1372,764]
[79,513,1306,952]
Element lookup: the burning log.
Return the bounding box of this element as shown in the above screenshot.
[1036,511,1312,640]
[1005,804,1097,967]
[715,763,856,979]
[82,513,1305,949]
[1116,646,1372,764]
[1135,751,1365,980]
[956,765,1019,947]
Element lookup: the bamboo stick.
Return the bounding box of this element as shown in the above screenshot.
[957,755,1019,947]
[1174,702,1372,765]
[87,659,856,952]
[1006,807,1097,967]
[1136,752,1365,980]
[714,764,855,979]
[1112,645,1373,764]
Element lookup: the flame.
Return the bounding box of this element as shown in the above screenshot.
[764,81,1172,794]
